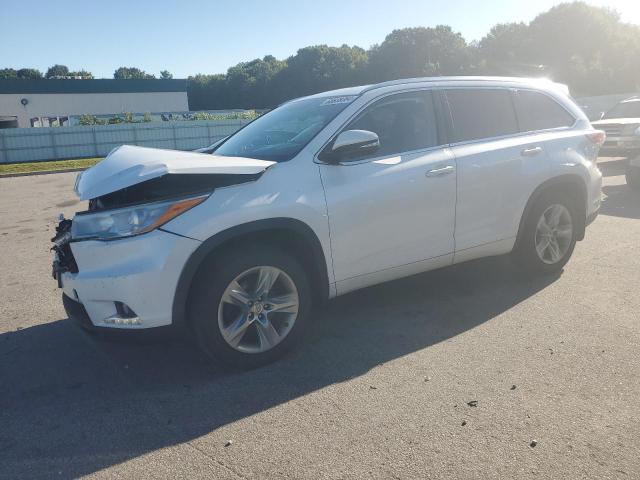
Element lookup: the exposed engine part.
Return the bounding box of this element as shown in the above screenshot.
[51,217,78,285]
[88,173,262,211]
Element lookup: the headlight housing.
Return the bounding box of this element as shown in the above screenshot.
[71,195,207,241]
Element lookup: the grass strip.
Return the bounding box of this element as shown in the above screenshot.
[0,158,102,176]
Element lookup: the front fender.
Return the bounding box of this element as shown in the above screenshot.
[170,218,331,328]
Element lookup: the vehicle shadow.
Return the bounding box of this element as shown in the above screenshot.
[0,255,558,479]
[601,183,640,219]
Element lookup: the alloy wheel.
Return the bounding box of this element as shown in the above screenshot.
[217,266,299,353]
[534,204,573,265]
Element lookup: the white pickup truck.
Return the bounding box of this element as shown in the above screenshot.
[592,97,640,189]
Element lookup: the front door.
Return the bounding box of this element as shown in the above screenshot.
[319,90,457,292]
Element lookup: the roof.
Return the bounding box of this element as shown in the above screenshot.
[293,76,569,103]
[0,79,187,94]
[298,85,372,100]
[360,76,566,93]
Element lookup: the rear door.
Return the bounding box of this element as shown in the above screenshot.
[444,88,551,254]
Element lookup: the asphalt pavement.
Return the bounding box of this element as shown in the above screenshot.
[0,158,638,479]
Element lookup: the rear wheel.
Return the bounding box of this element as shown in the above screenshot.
[626,164,640,190]
[514,191,578,274]
[190,245,312,369]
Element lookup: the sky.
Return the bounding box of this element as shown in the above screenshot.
[1,0,639,79]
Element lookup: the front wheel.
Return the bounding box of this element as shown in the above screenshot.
[513,192,578,274]
[626,164,640,190]
[190,245,312,369]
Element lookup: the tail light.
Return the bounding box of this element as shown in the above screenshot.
[586,130,606,146]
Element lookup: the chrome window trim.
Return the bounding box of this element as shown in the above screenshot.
[445,124,577,149]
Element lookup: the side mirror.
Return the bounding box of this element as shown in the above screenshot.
[323,130,379,163]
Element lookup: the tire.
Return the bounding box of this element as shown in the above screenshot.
[190,245,312,369]
[513,190,578,275]
[626,164,640,190]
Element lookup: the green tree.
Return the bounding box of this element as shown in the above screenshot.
[0,68,18,79]
[17,68,43,79]
[477,23,539,75]
[368,26,470,82]
[68,69,93,79]
[160,70,173,79]
[45,64,69,78]
[528,2,640,94]
[113,67,155,79]
[273,45,368,102]
[478,2,640,94]
[187,74,228,110]
[226,55,287,107]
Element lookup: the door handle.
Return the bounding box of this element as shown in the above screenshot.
[425,165,455,177]
[521,146,543,156]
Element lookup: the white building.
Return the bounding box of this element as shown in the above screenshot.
[0,79,189,128]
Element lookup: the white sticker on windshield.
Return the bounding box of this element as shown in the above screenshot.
[320,95,358,106]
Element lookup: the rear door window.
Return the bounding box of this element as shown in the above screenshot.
[445,88,519,143]
[513,90,575,132]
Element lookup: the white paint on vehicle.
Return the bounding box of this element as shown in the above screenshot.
[74,145,275,200]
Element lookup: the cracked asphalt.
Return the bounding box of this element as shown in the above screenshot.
[0,158,639,479]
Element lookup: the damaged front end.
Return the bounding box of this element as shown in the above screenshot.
[52,144,275,287]
[86,172,261,211]
[51,216,77,287]
[52,145,276,331]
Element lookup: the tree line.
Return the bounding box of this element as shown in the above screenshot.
[0,65,173,80]
[188,2,640,109]
[2,2,639,110]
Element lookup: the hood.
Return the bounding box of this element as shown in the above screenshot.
[75,145,275,200]
[592,118,640,126]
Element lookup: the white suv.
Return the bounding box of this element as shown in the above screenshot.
[53,77,604,368]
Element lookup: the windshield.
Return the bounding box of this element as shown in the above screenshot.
[213,96,357,162]
[603,100,640,120]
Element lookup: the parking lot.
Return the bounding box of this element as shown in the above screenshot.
[0,158,639,479]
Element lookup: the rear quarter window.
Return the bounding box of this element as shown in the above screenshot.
[445,88,519,143]
[513,90,575,132]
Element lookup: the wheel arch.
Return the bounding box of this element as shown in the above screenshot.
[171,218,330,329]
[514,174,588,252]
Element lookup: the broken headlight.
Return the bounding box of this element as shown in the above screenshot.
[71,195,207,241]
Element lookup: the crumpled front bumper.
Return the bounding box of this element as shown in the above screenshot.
[56,228,201,329]
[62,292,95,331]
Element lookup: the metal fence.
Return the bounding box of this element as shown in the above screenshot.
[0,119,252,163]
